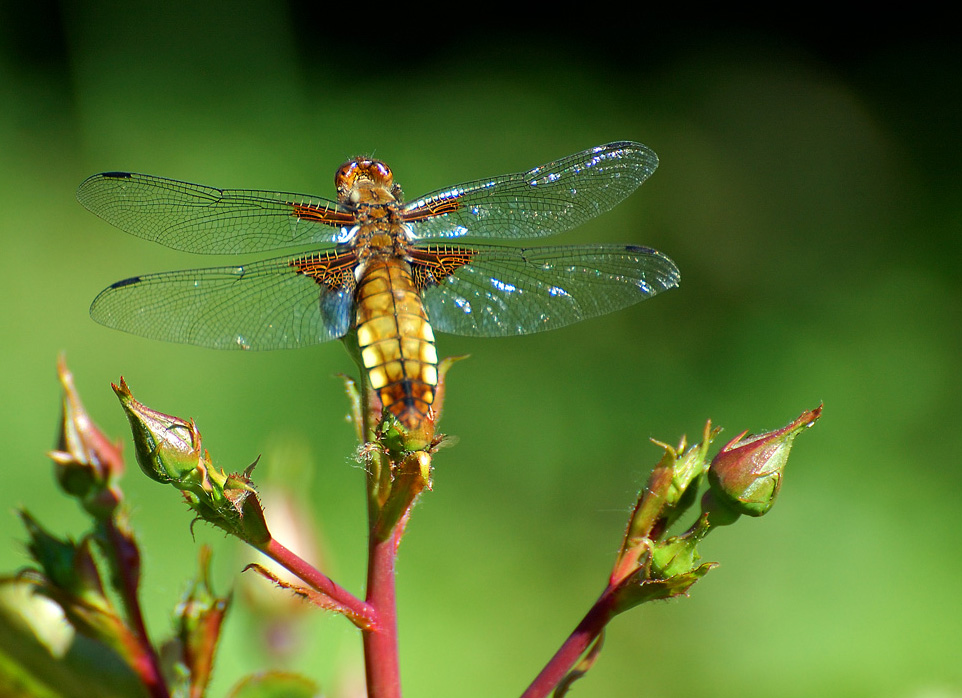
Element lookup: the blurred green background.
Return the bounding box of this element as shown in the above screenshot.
[2,5,960,697]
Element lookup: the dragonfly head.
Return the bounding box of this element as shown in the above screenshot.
[335,158,401,206]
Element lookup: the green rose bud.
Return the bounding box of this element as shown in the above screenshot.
[113,378,203,485]
[708,406,821,516]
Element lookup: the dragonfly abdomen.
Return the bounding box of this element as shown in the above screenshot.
[355,257,439,430]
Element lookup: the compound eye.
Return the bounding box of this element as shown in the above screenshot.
[335,161,360,191]
[371,161,392,183]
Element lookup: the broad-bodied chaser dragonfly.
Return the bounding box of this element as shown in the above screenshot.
[78,142,680,430]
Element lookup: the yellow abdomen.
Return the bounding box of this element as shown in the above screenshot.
[355,257,438,430]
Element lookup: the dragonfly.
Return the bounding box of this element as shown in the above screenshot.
[78,142,680,431]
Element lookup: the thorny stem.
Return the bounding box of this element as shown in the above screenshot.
[258,537,375,628]
[101,519,170,698]
[519,586,619,698]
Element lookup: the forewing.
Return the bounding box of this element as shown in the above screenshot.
[90,251,359,350]
[402,142,658,241]
[413,243,680,337]
[77,172,354,254]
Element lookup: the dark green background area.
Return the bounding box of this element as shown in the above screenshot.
[2,6,960,697]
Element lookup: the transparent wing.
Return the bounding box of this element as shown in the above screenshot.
[90,253,356,350]
[415,243,680,337]
[77,172,354,254]
[402,142,658,241]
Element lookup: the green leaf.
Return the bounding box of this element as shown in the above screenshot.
[613,562,717,614]
[226,671,321,698]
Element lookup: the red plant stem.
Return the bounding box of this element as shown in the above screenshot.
[356,370,404,698]
[102,520,170,698]
[519,586,618,698]
[363,519,405,698]
[260,537,375,627]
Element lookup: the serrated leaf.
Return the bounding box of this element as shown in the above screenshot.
[243,564,373,631]
[614,562,717,614]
